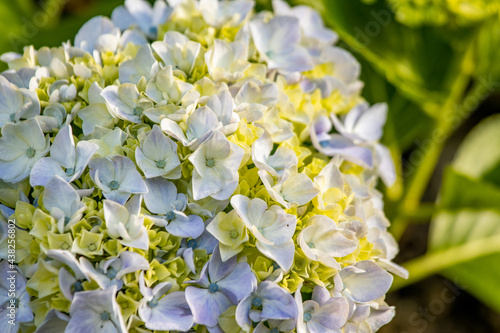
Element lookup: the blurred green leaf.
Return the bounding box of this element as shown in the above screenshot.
[0,0,35,61]
[473,19,500,80]
[422,114,500,312]
[394,114,500,304]
[439,169,500,211]
[430,210,500,252]
[452,114,500,179]
[28,0,124,49]
[0,0,126,59]
[441,253,500,313]
[428,210,500,312]
[482,161,500,189]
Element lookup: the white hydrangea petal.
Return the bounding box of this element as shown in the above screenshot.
[165,212,204,239]
[43,176,85,225]
[185,106,220,146]
[73,141,99,179]
[111,5,135,30]
[280,169,319,206]
[113,156,148,193]
[256,239,294,271]
[189,131,243,200]
[320,47,360,85]
[259,206,296,245]
[101,86,133,116]
[374,143,396,187]
[119,44,158,84]
[30,157,67,186]
[143,177,179,214]
[250,16,313,72]
[200,0,254,28]
[67,286,126,333]
[58,267,77,301]
[75,16,115,54]
[230,195,267,229]
[152,0,173,25]
[314,133,373,168]
[46,249,87,280]
[185,286,231,327]
[339,261,393,303]
[257,107,294,143]
[119,237,152,263]
[0,118,50,182]
[351,103,387,142]
[252,131,274,173]
[115,251,149,278]
[140,291,193,331]
[152,31,201,75]
[125,0,154,32]
[104,199,131,238]
[136,125,181,179]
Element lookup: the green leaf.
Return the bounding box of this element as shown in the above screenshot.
[0,0,36,70]
[392,207,500,311]
[428,209,500,312]
[401,115,500,310]
[470,17,500,80]
[429,209,500,252]
[27,0,125,49]
[442,253,500,313]
[452,114,500,179]
[481,161,500,188]
[439,168,500,211]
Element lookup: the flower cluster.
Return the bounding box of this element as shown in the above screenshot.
[386,0,500,26]
[0,0,407,332]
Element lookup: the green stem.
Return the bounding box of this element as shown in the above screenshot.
[391,233,500,290]
[400,202,436,221]
[390,73,484,239]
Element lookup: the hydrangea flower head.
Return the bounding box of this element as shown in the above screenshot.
[0,0,406,332]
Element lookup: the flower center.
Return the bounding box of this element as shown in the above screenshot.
[73,281,83,292]
[106,267,117,279]
[108,180,119,190]
[9,113,15,122]
[133,106,143,116]
[149,26,158,36]
[64,216,71,226]
[206,158,215,167]
[11,298,19,308]
[88,243,97,251]
[147,299,159,308]
[230,230,239,239]
[252,297,262,307]
[319,140,329,148]
[166,211,175,220]
[270,329,279,333]
[65,167,75,176]
[187,239,197,249]
[156,159,166,168]
[307,242,315,249]
[208,283,219,293]
[303,312,312,322]
[26,147,35,158]
[100,312,110,321]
